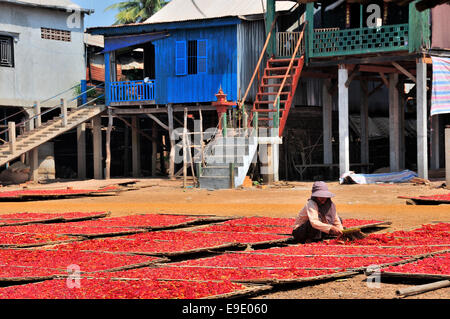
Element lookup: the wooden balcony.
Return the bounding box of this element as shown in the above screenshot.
[108,80,155,106]
[308,24,409,58]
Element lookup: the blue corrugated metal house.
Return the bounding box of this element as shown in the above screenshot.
[87,0,297,106]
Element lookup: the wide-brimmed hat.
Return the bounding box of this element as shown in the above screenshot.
[311,181,335,198]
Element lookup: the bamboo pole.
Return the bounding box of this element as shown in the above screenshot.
[168,104,175,180]
[396,280,450,297]
[183,108,188,188]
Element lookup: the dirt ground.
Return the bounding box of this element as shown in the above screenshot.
[0,177,449,299]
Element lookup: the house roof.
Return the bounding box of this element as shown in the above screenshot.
[0,0,93,14]
[84,33,104,48]
[296,0,450,11]
[145,0,297,24]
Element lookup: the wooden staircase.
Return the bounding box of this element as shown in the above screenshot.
[252,55,304,136]
[0,105,105,167]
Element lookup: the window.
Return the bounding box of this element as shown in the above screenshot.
[175,39,207,76]
[175,41,187,76]
[188,40,197,75]
[41,27,71,42]
[0,36,14,68]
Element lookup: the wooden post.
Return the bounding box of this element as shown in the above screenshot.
[105,108,113,180]
[8,121,16,154]
[124,124,129,176]
[61,98,68,127]
[92,115,103,179]
[168,104,175,179]
[183,108,188,188]
[243,110,248,137]
[132,116,141,178]
[30,148,39,182]
[161,134,167,176]
[323,79,333,165]
[430,116,440,170]
[152,120,158,176]
[389,73,400,172]
[266,0,276,57]
[77,123,86,179]
[446,126,450,189]
[360,80,369,172]
[34,101,41,128]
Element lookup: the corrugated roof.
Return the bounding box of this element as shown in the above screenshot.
[145,0,297,24]
[0,0,93,13]
[84,33,104,48]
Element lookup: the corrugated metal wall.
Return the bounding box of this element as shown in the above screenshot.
[431,4,450,49]
[237,20,266,103]
[154,24,238,104]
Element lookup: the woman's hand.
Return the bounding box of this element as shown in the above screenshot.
[329,226,343,236]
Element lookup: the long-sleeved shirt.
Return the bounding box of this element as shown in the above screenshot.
[293,199,343,234]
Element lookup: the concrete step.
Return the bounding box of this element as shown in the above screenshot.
[205,155,245,166]
[199,176,232,190]
[211,144,250,156]
[214,137,256,145]
[201,165,239,177]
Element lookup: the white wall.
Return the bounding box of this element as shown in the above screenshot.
[0,3,86,109]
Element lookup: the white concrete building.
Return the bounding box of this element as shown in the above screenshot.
[0,0,93,109]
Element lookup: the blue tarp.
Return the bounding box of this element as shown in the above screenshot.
[102,32,170,53]
[339,170,418,184]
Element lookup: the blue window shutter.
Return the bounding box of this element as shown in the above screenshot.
[175,41,187,76]
[197,39,207,74]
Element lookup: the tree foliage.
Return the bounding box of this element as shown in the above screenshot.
[105,0,168,25]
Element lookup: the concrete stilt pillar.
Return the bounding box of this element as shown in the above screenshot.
[416,59,428,180]
[360,80,369,172]
[323,79,333,165]
[77,123,86,179]
[29,148,39,182]
[389,73,401,172]
[338,65,350,177]
[273,141,279,182]
[92,115,103,179]
[430,115,440,170]
[132,116,141,178]
[399,88,406,170]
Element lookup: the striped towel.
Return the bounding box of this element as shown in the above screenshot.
[431,57,450,116]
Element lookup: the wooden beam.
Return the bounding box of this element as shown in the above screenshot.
[345,65,359,88]
[368,81,384,97]
[115,114,165,148]
[359,65,406,74]
[308,54,418,68]
[300,71,337,79]
[378,72,389,87]
[146,113,169,131]
[392,61,416,83]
